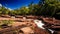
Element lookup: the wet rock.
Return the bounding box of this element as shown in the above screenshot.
[42,17,60,34]
[34,27,50,34]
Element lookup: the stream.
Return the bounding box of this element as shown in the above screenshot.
[34,19,54,34]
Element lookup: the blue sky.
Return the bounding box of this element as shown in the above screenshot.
[0,0,40,9]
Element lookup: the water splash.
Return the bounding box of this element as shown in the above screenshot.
[34,20,45,29]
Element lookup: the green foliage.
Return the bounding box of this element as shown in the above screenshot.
[0,6,10,15]
[0,20,14,26]
[0,0,60,19]
[39,0,60,17]
[57,12,60,15]
[20,6,29,15]
[14,6,30,15]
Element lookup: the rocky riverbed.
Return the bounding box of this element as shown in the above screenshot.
[0,16,60,34]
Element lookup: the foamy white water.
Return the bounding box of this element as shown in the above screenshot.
[34,19,54,34]
[48,29,54,34]
[34,20,45,29]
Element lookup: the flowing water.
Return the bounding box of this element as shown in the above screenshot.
[34,19,54,34]
[34,19,45,29]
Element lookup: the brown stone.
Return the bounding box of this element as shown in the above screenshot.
[34,27,50,34]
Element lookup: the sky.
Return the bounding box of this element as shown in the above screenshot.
[0,0,40,9]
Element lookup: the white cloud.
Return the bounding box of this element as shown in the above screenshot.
[5,7,12,10]
[0,4,2,7]
[26,7,28,8]
[5,7,7,9]
[0,4,12,11]
[8,8,13,11]
[5,7,13,11]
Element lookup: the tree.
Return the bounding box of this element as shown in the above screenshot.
[28,2,34,15]
[20,6,29,15]
[39,0,60,17]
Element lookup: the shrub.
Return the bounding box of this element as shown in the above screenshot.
[0,20,14,28]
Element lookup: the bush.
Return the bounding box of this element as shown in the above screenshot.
[0,20,14,28]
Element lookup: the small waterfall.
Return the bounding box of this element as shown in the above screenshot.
[34,19,54,34]
[34,20,45,29]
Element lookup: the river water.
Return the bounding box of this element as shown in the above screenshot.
[34,19,54,34]
[34,20,45,29]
